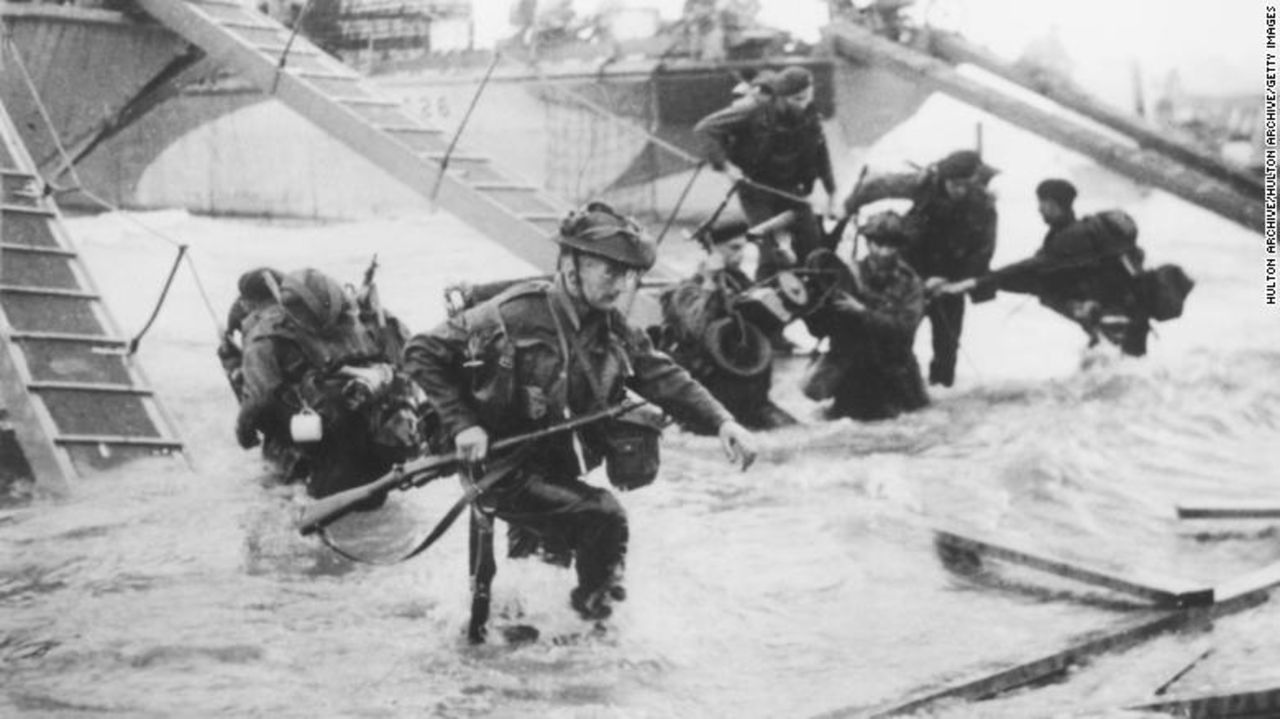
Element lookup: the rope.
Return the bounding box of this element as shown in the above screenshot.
[428,51,501,207]
[126,245,188,356]
[655,161,705,245]
[271,0,317,95]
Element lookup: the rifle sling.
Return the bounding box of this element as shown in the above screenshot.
[315,448,527,566]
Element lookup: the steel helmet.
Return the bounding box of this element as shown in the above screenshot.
[860,210,910,248]
[280,268,349,331]
[556,201,656,271]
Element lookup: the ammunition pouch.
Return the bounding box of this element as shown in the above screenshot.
[599,405,665,491]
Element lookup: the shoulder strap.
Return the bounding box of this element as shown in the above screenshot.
[545,295,609,412]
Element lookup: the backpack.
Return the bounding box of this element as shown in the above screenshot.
[1139,264,1195,321]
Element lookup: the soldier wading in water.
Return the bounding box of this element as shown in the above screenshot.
[404,202,758,634]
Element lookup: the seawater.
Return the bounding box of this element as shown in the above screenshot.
[1,172,1276,718]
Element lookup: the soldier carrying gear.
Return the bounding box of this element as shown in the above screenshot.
[656,220,795,433]
[843,149,999,388]
[695,65,837,284]
[942,178,1191,358]
[404,201,758,638]
[234,267,416,495]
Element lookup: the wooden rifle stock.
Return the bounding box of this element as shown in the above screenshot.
[296,399,645,535]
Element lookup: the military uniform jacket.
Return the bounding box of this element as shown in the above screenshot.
[982,212,1144,308]
[845,169,997,280]
[694,96,836,196]
[404,280,734,476]
[832,255,925,355]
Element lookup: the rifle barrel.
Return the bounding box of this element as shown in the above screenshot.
[295,400,644,535]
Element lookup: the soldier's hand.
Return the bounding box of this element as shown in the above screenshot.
[718,420,758,471]
[933,278,976,297]
[454,425,490,464]
[832,293,866,314]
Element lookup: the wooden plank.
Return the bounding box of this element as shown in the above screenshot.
[926,30,1263,197]
[1214,560,1280,608]
[7,331,124,344]
[28,381,153,395]
[1177,502,1280,520]
[934,527,1214,608]
[830,559,1280,718]
[54,434,182,449]
[133,0,568,273]
[1131,683,1280,718]
[826,22,1263,232]
[831,609,1193,719]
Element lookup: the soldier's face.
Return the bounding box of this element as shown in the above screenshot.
[1038,198,1067,225]
[943,178,974,200]
[573,255,636,310]
[867,241,897,267]
[717,237,749,268]
[780,87,814,114]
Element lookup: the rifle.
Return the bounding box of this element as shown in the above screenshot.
[359,254,386,328]
[296,399,646,535]
[690,181,742,252]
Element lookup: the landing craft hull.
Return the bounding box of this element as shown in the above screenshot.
[0,4,929,221]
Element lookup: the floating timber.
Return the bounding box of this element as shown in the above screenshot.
[0,90,183,492]
[934,526,1215,608]
[826,21,1263,232]
[1131,683,1280,718]
[1177,501,1280,519]
[818,557,1280,719]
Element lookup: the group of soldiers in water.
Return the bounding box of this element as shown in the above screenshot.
[219,63,1191,640]
[679,64,1193,426]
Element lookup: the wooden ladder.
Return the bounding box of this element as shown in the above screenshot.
[0,100,183,492]
[132,0,570,272]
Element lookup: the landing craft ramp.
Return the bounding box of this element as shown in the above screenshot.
[131,0,572,272]
[827,21,1263,232]
[0,97,183,493]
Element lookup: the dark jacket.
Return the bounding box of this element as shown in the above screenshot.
[980,210,1144,307]
[812,253,928,420]
[844,168,997,281]
[404,280,734,476]
[694,96,836,196]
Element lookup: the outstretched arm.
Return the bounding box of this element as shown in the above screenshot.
[842,170,923,216]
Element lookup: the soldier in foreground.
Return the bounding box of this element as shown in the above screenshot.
[403,202,758,629]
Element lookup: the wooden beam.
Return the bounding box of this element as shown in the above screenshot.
[825,22,1263,232]
[1177,502,1280,520]
[819,558,1280,718]
[830,609,1194,719]
[926,29,1263,197]
[1130,683,1280,718]
[934,527,1214,608]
